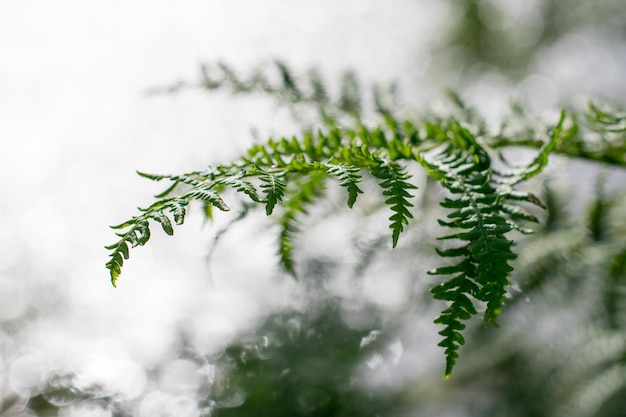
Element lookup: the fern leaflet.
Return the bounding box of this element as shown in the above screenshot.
[371,159,418,248]
[258,168,287,216]
[324,163,363,208]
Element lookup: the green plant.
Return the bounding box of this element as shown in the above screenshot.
[106,62,626,378]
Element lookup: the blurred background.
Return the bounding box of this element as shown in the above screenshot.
[1,1,626,416]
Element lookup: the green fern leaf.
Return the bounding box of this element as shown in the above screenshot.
[497,111,565,185]
[258,169,287,215]
[216,176,263,203]
[430,264,479,379]
[370,160,417,247]
[169,198,188,225]
[338,71,361,114]
[135,219,151,245]
[422,111,560,376]
[105,218,150,286]
[110,220,135,230]
[421,122,537,377]
[149,211,174,236]
[277,173,325,277]
[324,164,363,208]
[274,60,301,100]
[136,170,167,181]
[106,254,123,287]
[186,187,230,212]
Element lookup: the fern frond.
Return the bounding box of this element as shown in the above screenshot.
[588,101,626,133]
[215,175,263,203]
[105,174,233,285]
[324,164,363,208]
[277,173,326,277]
[257,169,287,216]
[108,84,601,378]
[105,198,188,287]
[430,259,479,379]
[497,110,565,186]
[338,71,362,115]
[167,61,377,121]
[370,160,418,248]
[185,186,230,211]
[421,120,550,378]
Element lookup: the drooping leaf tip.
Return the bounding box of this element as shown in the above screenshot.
[136,170,166,181]
[109,269,119,288]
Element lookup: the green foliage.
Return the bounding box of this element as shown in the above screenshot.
[107,63,626,379]
[207,298,406,417]
[435,0,626,82]
[420,114,562,378]
[436,175,626,417]
[156,60,379,124]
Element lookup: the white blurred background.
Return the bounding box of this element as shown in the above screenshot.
[1,1,625,416]
[0,1,437,413]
